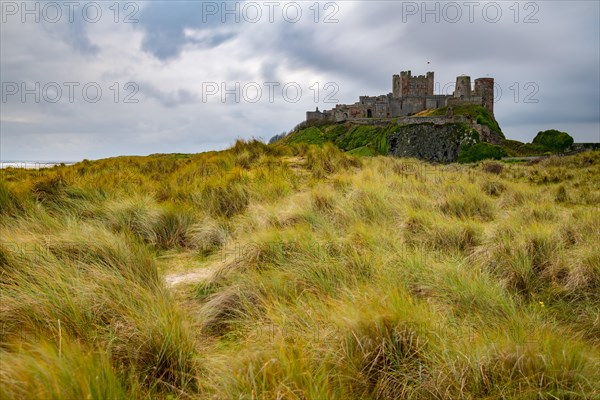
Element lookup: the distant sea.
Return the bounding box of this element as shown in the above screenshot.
[0,161,77,169]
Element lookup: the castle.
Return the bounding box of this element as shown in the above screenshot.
[306,71,494,123]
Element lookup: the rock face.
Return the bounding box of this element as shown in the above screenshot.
[388,123,477,163]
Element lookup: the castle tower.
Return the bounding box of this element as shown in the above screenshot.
[399,70,411,96]
[392,71,434,98]
[454,75,471,99]
[425,71,434,95]
[392,74,401,98]
[474,77,494,114]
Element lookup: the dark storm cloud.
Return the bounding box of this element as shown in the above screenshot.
[136,1,239,60]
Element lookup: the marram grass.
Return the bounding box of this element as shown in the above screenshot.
[1,141,599,399]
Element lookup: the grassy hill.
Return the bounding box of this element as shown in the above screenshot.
[284,109,585,162]
[420,104,504,139]
[283,121,396,156]
[284,106,516,162]
[1,141,599,399]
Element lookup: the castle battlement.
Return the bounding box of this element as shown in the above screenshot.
[307,70,494,123]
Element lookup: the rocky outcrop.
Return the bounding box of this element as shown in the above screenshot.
[388,123,477,163]
[476,124,503,145]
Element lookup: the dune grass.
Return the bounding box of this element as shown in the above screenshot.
[1,142,599,399]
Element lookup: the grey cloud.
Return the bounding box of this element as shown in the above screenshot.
[136,1,239,60]
[31,8,101,56]
[260,1,599,143]
[62,16,100,56]
[1,0,598,161]
[139,83,199,108]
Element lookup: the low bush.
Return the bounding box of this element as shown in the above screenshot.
[532,129,574,153]
[458,142,508,163]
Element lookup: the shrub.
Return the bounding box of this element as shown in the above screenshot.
[199,285,259,336]
[481,161,504,174]
[31,174,66,202]
[458,142,508,163]
[151,205,197,249]
[342,317,428,399]
[502,139,548,156]
[481,180,506,196]
[532,129,574,153]
[187,217,229,256]
[103,196,159,242]
[555,185,569,203]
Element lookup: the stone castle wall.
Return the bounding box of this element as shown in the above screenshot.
[307,70,495,124]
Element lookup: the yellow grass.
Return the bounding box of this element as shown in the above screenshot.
[1,141,599,399]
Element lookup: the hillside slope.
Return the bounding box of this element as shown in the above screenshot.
[1,142,599,399]
[284,105,515,162]
[284,118,589,163]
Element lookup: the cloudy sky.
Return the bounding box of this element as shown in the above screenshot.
[1,0,599,161]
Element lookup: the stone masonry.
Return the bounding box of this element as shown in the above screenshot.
[306,71,495,123]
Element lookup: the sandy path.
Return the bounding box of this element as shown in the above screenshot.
[164,267,216,287]
[160,252,219,289]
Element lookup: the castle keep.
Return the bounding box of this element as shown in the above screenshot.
[307,71,494,122]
